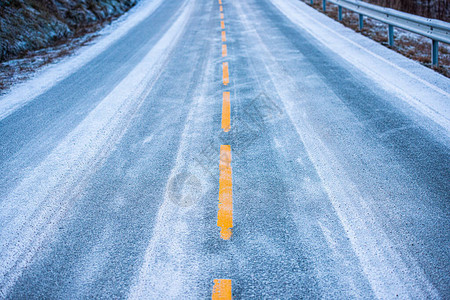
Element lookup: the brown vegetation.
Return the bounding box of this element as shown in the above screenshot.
[362,0,449,22]
[307,0,450,77]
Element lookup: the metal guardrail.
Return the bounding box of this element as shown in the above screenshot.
[309,0,450,66]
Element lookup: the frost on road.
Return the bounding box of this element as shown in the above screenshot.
[0,0,449,298]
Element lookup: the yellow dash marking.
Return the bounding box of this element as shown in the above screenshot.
[222,62,229,86]
[212,279,232,300]
[222,44,227,57]
[221,31,226,42]
[222,92,230,132]
[218,145,232,240]
[218,0,222,4]
[220,13,224,19]
[220,5,223,12]
[221,21,225,29]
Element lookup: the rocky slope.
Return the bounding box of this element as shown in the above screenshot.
[0,0,137,62]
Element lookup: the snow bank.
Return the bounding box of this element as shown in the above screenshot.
[272,0,450,133]
[0,0,163,121]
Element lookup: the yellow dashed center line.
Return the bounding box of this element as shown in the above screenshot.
[222,62,229,85]
[218,145,232,240]
[222,92,230,132]
[212,279,232,299]
[212,1,233,295]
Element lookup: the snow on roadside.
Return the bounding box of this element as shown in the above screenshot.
[0,32,98,93]
[0,0,164,121]
[313,2,450,77]
[272,0,450,135]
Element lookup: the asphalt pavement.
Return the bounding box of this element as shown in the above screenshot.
[0,0,449,298]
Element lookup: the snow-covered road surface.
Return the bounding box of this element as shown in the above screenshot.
[0,0,449,298]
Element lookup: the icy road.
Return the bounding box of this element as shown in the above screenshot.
[0,0,449,298]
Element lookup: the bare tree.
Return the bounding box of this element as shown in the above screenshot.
[363,0,449,21]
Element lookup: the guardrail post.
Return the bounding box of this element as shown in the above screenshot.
[432,39,439,67]
[388,24,394,46]
[310,0,449,68]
